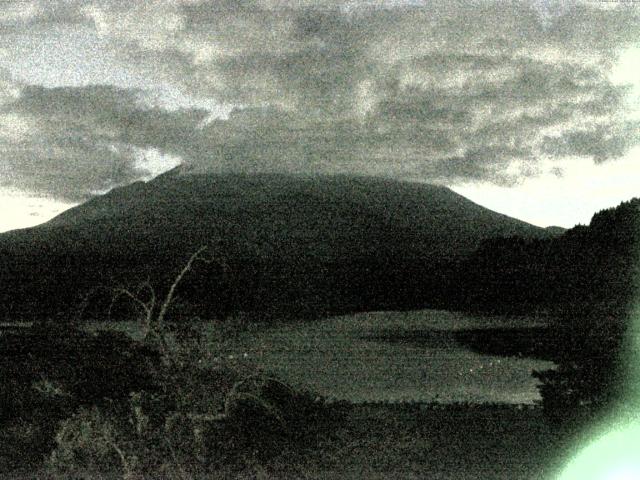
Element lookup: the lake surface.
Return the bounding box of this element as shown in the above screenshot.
[205,309,556,404]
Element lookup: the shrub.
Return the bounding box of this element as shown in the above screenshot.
[0,325,161,470]
[532,318,629,429]
[5,247,331,477]
[46,367,329,479]
[48,406,135,479]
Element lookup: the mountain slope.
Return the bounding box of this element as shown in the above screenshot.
[0,170,555,320]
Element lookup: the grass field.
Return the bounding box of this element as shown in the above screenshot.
[87,309,556,404]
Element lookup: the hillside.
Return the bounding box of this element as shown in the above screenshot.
[0,169,555,321]
[452,197,640,318]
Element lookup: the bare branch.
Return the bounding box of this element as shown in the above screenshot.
[105,437,131,476]
[134,278,156,340]
[156,246,211,328]
[110,287,152,321]
[73,284,112,324]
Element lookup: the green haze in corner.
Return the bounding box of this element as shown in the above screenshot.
[557,233,640,480]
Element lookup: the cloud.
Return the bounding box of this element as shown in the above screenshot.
[1,0,639,200]
[542,122,640,163]
[83,2,639,173]
[0,0,89,29]
[0,81,207,200]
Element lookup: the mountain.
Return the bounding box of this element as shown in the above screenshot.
[0,169,557,321]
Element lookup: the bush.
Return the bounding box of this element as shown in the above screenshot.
[4,248,331,477]
[532,319,628,429]
[0,326,161,470]
[48,406,135,479]
[45,366,329,479]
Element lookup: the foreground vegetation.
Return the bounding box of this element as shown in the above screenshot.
[0,290,567,479]
[1,318,333,476]
[2,399,571,480]
[1,249,332,479]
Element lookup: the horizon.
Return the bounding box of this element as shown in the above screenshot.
[0,170,637,234]
[1,1,639,232]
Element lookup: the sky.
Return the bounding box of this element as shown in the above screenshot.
[0,0,638,232]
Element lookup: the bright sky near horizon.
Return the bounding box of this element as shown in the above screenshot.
[0,1,639,232]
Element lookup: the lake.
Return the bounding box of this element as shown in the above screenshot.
[196,309,556,404]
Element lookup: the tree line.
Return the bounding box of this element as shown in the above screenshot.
[445,198,640,425]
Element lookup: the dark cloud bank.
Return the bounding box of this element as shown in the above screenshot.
[0,0,639,201]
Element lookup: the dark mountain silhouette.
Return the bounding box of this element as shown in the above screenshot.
[0,168,556,321]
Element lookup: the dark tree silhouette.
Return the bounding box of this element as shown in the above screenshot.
[449,198,640,425]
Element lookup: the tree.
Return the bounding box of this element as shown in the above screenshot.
[532,199,640,427]
[108,246,217,367]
